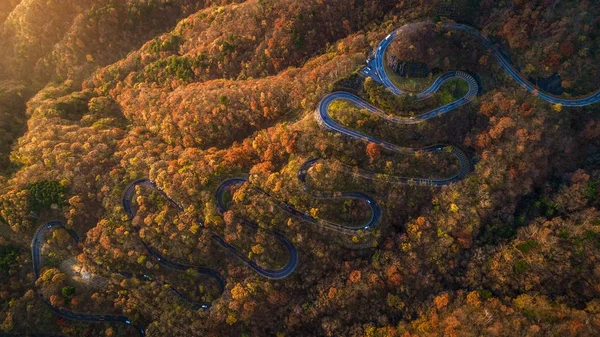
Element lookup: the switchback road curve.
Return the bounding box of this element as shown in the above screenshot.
[312,19,600,237]
[225,32,477,240]
[222,18,600,256]
[29,221,145,337]
[445,23,600,107]
[368,22,600,107]
[10,20,600,336]
[218,32,483,242]
[122,179,298,279]
[212,26,478,268]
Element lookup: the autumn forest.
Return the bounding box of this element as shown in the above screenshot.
[2,0,600,336]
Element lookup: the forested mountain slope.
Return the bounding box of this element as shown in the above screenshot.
[1,0,600,336]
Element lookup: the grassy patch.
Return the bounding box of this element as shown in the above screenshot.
[383,62,433,93]
[438,78,469,104]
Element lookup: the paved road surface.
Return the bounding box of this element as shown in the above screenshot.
[9,20,599,337]
[29,221,145,337]
[123,179,298,280]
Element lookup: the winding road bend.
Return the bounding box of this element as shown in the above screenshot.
[30,221,145,337]
[307,19,600,238]
[11,20,600,336]
[218,18,600,271]
[122,179,298,280]
[217,27,478,242]
[366,22,600,107]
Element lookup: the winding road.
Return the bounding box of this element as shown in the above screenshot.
[12,20,600,336]
[218,18,600,276]
[30,221,145,337]
[445,23,600,107]
[215,27,478,242]
[122,179,298,280]
[366,22,600,107]
[308,19,600,236]
[216,176,381,233]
